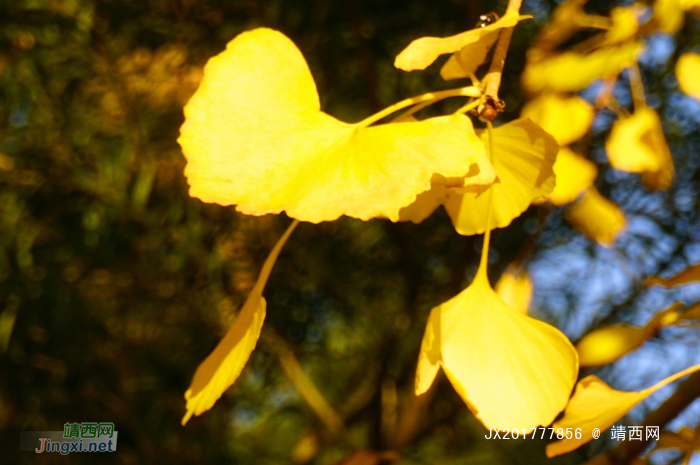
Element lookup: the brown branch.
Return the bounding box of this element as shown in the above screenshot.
[584,371,700,465]
[479,0,523,121]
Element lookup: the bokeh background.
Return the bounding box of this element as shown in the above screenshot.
[1,0,699,464]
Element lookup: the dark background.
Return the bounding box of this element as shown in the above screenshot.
[1,0,699,463]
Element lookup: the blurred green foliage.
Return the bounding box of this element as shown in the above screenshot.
[1,0,699,464]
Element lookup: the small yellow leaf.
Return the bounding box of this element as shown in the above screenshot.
[417,267,578,430]
[529,0,589,57]
[394,11,528,72]
[646,262,700,287]
[521,93,594,146]
[566,188,625,247]
[548,148,598,206]
[677,53,700,102]
[606,108,674,191]
[522,42,642,94]
[654,0,684,33]
[445,119,558,235]
[546,363,700,457]
[605,6,639,44]
[182,220,297,425]
[575,303,682,367]
[576,324,649,367]
[180,28,493,223]
[494,267,532,314]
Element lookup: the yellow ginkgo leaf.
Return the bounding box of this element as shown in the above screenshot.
[547,148,598,205]
[182,220,298,425]
[654,0,685,33]
[546,363,700,457]
[646,261,700,287]
[416,262,578,430]
[444,119,558,235]
[605,6,639,44]
[495,267,533,314]
[677,53,700,101]
[566,188,625,247]
[395,11,528,72]
[606,108,674,191]
[180,28,493,223]
[522,42,642,94]
[576,302,683,367]
[521,94,594,146]
[529,0,589,58]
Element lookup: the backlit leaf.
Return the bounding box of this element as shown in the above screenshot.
[495,267,532,314]
[521,93,594,145]
[566,188,625,247]
[605,6,639,44]
[395,11,527,72]
[445,119,558,235]
[547,148,597,206]
[546,363,700,457]
[180,28,492,223]
[655,0,684,33]
[182,220,297,425]
[677,53,700,102]
[522,42,642,93]
[606,108,674,191]
[576,303,683,367]
[417,265,578,430]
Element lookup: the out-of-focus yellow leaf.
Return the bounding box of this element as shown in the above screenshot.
[522,42,642,94]
[416,264,578,431]
[548,149,598,205]
[180,28,493,223]
[646,262,700,287]
[394,11,528,72]
[292,434,319,463]
[606,6,639,44]
[677,53,700,101]
[495,267,532,314]
[606,108,674,191]
[576,303,683,367]
[576,324,648,367]
[546,363,700,457]
[529,0,589,58]
[655,0,684,33]
[566,188,625,247]
[182,220,298,425]
[521,93,594,145]
[444,119,558,235]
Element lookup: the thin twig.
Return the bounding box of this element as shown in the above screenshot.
[480,0,523,120]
